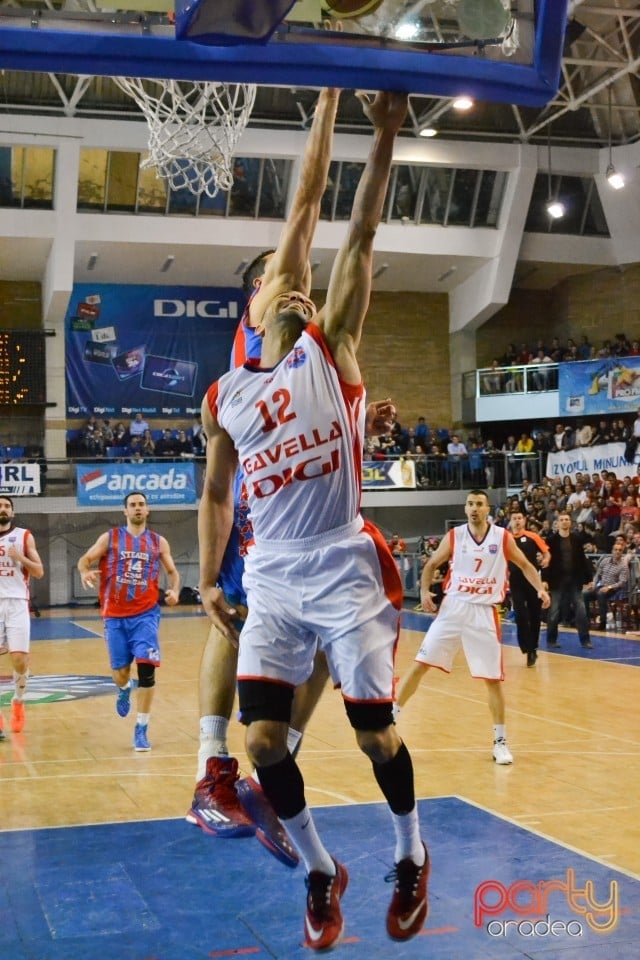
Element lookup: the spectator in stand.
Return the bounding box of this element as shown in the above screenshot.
[575,495,597,528]
[630,340,640,357]
[129,413,149,438]
[529,349,553,391]
[613,332,632,357]
[596,339,612,359]
[154,429,180,458]
[446,434,468,486]
[591,419,614,446]
[481,359,504,394]
[516,342,532,365]
[113,421,128,446]
[101,420,114,445]
[428,442,446,487]
[567,481,589,509]
[633,409,640,440]
[483,439,500,488]
[387,533,407,560]
[502,435,519,486]
[563,338,579,361]
[414,446,429,488]
[176,429,193,457]
[620,495,640,527]
[468,440,486,486]
[140,429,156,458]
[515,432,535,482]
[577,335,593,361]
[575,421,594,447]
[612,418,631,443]
[414,417,429,448]
[127,435,143,459]
[583,542,629,631]
[552,423,570,452]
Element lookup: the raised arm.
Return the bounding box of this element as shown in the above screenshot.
[198,392,241,640]
[248,88,340,323]
[318,91,408,384]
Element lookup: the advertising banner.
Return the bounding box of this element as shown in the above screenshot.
[65,284,242,418]
[76,462,196,506]
[559,356,640,417]
[362,459,416,489]
[0,463,41,496]
[545,442,640,481]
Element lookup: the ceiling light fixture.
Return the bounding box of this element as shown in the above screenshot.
[452,96,473,111]
[418,126,438,138]
[372,263,389,279]
[87,253,98,270]
[160,255,175,273]
[606,85,625,189]
[545,129,565,219]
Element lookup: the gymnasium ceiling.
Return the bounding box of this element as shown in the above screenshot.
[0,0,639,295]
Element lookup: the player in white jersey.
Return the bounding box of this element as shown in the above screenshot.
[201,91,430,951]
[395,490,550,765]
[0,496,44,737]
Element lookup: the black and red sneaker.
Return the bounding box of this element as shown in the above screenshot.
[385,843,430,941]
[304,858,349,951]
[236,776,299,868]
[185,756,256,838]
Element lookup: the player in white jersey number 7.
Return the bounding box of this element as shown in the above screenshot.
[396,490,550,764]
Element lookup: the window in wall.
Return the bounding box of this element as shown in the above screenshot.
[78,148,108,210]
[388,164,421,222]
[419,168,452,225]
[137,162,168,213]
[474,170,506,227]
[0,146,54,209]
[524,173,611,236]
[258,158,290,218]
[106,151,139,212]
[229,157,260,217]
[446,168,481,226]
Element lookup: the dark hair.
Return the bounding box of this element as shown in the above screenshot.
[242,249,276,298]
[0,495,14,509]
[124,491,148,506]
[467,489,490,503]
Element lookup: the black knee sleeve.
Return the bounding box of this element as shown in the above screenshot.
[256,752,306,820]
[344,698,394,731]
[238,678,294,725]
[137,662,156,688]
[373,741,416,815]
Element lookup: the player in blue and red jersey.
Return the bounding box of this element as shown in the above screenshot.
[78,491,180,751]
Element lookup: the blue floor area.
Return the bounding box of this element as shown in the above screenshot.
[401,609,640,666]
[0,797,636,959]
[30,619,103,641]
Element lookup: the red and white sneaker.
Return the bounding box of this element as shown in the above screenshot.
[385,843,430,941]
[304,859,348,951]
[11,700,25,733]
[186,757,256,838]
[235,776,299,868]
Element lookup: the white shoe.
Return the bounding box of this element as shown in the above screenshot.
[493,738,513,764]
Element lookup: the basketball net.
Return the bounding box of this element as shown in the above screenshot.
[113,78,257,198]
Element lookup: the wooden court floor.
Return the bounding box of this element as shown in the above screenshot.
[1,605,639,881]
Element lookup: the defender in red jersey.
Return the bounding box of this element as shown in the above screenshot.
[77,492,180,751]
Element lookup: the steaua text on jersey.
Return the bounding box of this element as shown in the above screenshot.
[443,523,509,604]
[208,322,365,544]
[99,527,162,618]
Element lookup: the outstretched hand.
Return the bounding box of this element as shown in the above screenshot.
[365,398,396,437]
[356,90,408,132]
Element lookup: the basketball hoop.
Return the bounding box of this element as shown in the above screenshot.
[113,77,257,197]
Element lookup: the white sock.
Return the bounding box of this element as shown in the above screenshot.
[137,712,150,727]
[391,807,425,864]
[284,805,335,875]
[493,724,506,742]
[13,671,28,701]
[117,680,131,692]
[197,715,229,781]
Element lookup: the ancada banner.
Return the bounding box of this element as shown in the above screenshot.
[76,462,196,506]
[65,284,242,418]
[546,442,640,481]
[362,459,416,489]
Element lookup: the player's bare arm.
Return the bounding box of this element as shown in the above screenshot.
[420,534,451,613]
[506,534,550,607]
[248,88,340,325]
[159,537,181,606]
[198,395,241,640]
[319,91,408,384]
[8,533,44,579]
[77,532,110,589]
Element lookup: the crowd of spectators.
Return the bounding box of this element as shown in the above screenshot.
[68,414,206,460]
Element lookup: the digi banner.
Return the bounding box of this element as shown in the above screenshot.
[546,442,640,481]
[559,356,640,417]
[0,463,41,496]
[76,462,196,506]
[65,284,243,418]
[362,459,416,490]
